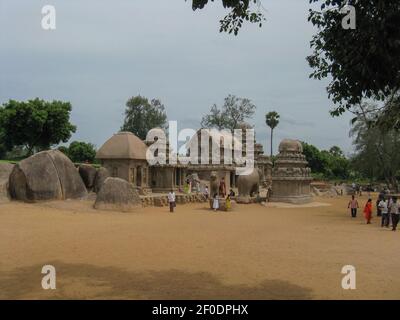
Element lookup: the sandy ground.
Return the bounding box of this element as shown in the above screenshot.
[0,194,399,300]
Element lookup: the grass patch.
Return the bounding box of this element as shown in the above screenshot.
[0,159,18,164]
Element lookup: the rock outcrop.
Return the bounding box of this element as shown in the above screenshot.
[78,164,97,191]
[9,150,87,202]
[93,167,110,193]
[94,177,142,212]
[0,162,14,203]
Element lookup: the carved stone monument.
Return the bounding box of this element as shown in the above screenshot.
[270,139,312,204]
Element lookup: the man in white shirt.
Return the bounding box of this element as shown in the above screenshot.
[389,197,399,231]
[168,190,176,213]
[379,197,389,228]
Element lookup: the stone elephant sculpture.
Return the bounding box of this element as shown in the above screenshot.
[210,171,219,197]
[237,168,261,199]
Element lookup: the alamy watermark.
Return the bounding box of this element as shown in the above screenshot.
[340,5,356,30]
[145,121,255,176]
[341,265,356,290]
[41,265,56,290]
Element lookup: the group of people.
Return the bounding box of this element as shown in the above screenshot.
[203,178,235,212]
[167,182,236,213]
[211,191,235,212]
[348,194,400,231]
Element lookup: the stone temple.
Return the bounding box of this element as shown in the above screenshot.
[96,130,273,195]
[96,131,312,204]
[270,139,312,204]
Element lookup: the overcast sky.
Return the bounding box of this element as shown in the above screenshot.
[0,0,354,155]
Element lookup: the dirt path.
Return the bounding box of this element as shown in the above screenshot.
[0,194,399,299]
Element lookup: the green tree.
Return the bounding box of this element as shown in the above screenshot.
[307,0,400,125]
[121,95,167,141]
[57,145,69,156]
[189,0,265,35]
[328,146,344,158]
[0,125,6,159]
[301,142,350,180]
[66,141,97,163]
[350,110,400,191]
[302,142,328,174]
[265,111,280,157]
[0,98,76,156]
[201,95,256,132]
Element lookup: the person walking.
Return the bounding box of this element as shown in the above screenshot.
[168,190,176,213]
[376,196,383,217]
[378,197,389,228]
[348,195,359,218]
[212,193,219,212]
[363,198,373,224]
[389,197,399,231]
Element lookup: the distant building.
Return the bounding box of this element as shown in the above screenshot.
[96,130,272,194]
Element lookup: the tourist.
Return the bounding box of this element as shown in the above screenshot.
[389,197,399,231]
[226,194,231,211]
[347,195,359,218]
[363,198,373,224]
[168,190,176,213]
[204,186,209,200]
[219,178,226,198]
[378,197,389,228]
[212,193,219,211]
[376,195,383,217]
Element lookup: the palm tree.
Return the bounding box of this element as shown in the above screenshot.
[265,111,280,157]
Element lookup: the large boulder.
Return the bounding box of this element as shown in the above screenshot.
[9,150,87,202]
[94,177,142,212]
[0,162,15,203]
[78,164,97,191]
[93,167,110,193]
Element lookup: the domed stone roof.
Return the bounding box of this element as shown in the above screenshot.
[278,139,303,153]
[96,132,148,160]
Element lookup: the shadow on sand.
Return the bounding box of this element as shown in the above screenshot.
[0,261,312,299]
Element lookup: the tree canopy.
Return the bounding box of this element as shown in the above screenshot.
[308,0,400,124]
[265,111,280,157]
[121,95,168,140]
[189,0,265,35]
[265,111,280,130]
[0,98,76,155]
[201,94,256,132]
[349,106,400,191]
[302,142,350,180]
[61,141,97,163]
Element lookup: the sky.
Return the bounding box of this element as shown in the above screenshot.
[0,0,354,155]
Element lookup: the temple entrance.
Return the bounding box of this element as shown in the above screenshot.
[136,166,142,187]
[175,168,181,187]
[230,171,235,188]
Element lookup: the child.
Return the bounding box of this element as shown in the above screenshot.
[212,193,219,212]
[363,198,373,224]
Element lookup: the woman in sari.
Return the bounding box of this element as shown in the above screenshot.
[363,198,373,224]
